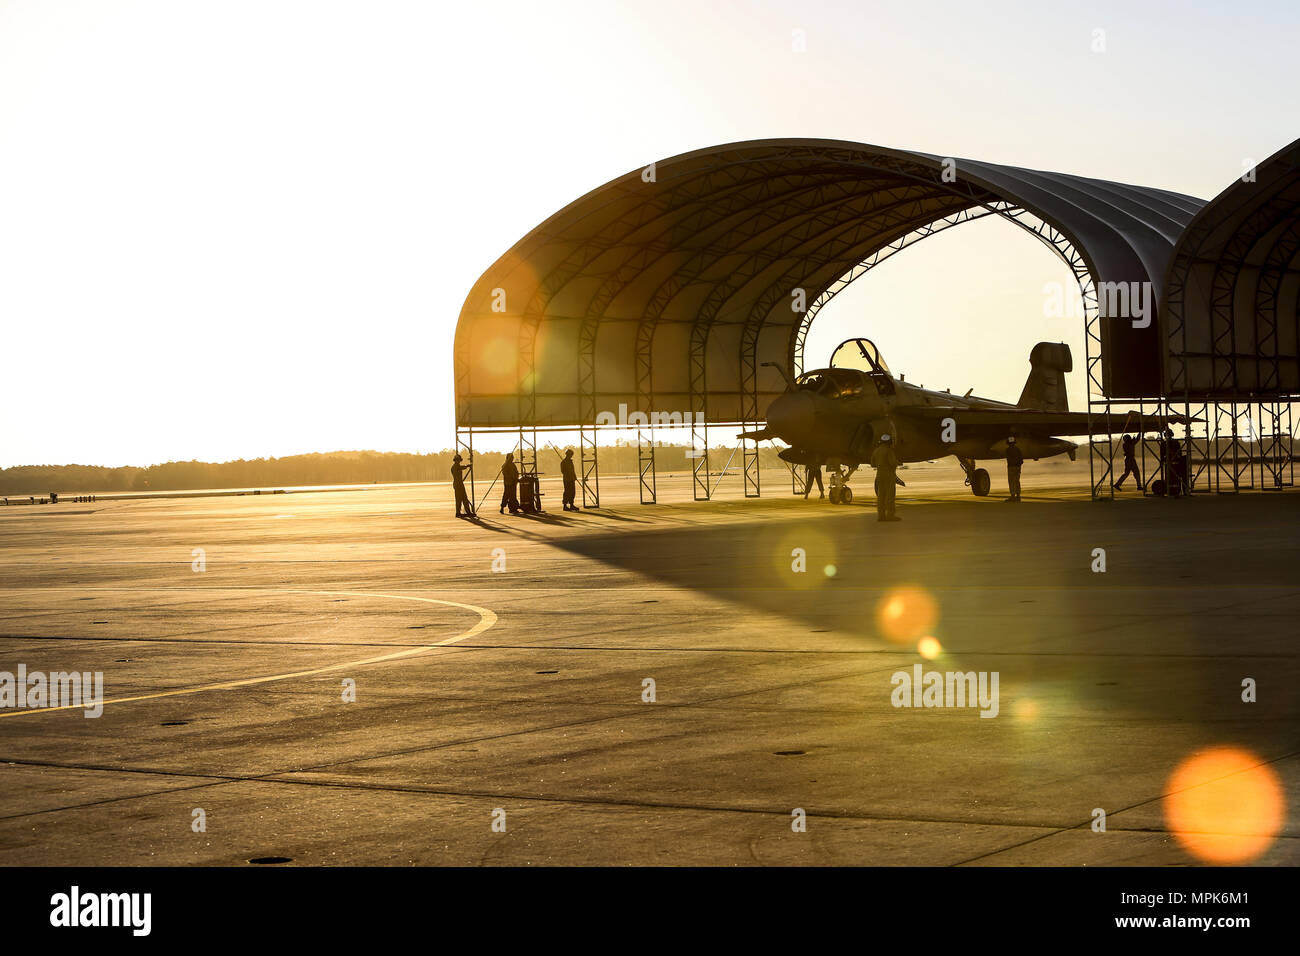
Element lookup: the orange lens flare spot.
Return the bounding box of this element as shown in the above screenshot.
[875,587,938,644]
[917,636,941,659]
[1163,747,1284,865]
[1012,698,1039,721]
[479,337,516,379]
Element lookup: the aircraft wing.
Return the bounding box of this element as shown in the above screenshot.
[897,406,1194,437]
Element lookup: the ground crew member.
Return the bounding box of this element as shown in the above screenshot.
[500,452,521,514]
[1005,435,1024,502]
[1162,428,1184,496]
[871,433,900,521]
[1115,434,1143,491]
[560,448,580,511]
[451,453,474,518]
[803,462,824,499]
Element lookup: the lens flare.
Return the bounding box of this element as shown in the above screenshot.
[1011,697,1039,721]
[917,635,941,659]
[875,586,938,644]
[774,530,836,589]
[480,336,517,378]
[1163,746,1284,864]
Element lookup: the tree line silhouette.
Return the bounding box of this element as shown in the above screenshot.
[0,444,797,496]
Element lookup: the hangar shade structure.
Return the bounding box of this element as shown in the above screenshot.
[1162,136,1300,491]
[454,139,1206,502]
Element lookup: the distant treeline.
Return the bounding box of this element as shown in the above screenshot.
[0,445,798,496]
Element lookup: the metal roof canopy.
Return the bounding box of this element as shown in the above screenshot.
[1163,136,1300,400]
[454,139,1206,432]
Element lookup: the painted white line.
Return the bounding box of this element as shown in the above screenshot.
[0,588,497,719]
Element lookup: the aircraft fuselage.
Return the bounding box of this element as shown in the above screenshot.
[766,369,1075,468]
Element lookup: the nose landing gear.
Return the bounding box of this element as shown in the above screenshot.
[827,463,858,504]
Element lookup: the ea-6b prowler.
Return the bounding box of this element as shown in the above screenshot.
[743,337,1183,502]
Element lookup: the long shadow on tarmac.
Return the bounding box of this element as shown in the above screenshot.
[545,496,1300,736]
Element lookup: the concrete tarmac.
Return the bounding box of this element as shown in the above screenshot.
[0,461,1296,865]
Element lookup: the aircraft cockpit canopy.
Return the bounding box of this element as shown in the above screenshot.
[829,338,890,376]
[821,338,895,396]
[795,367,865,400]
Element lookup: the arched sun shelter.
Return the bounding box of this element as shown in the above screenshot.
[454,139,1204,503]
[1162,136,1300,493]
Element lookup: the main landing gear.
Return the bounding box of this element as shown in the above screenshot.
[958,457,991,497]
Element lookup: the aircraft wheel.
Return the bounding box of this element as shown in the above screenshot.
[840,486,853,505]
[971,468,991,497]
[1151,479,1166,497]
[828,487,841,504]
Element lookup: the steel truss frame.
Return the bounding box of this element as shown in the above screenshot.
[788,201,1112,498]
[1163,182,1300,497]
[1171,400,1295,494]
[680,180,976,501]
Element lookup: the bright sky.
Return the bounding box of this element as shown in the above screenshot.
[1,0,1295,466]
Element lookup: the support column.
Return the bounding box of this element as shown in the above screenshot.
[1185,399,1210,494]
[455,427,475,505]
[1074,256,1112,500]
[635,322,657,504]
[580,424,600,507]
[516,426,538,476]
[1258,401,1287,489]
[637,428,656,504]
[690,416,710,501]
[739,321,762,499]
[689,325,710,501]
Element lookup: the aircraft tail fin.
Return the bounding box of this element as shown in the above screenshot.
[1018,342,1072,411]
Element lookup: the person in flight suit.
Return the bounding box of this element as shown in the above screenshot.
[1114,434,1144,491]
[803,462,824,499]
[451,453,474,518]
[871,433,900,521]
[500,452,521,515]
[560,448,580,511]
[1005,435,1024,502]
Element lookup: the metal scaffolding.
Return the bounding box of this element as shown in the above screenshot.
[1161,136,1300,496]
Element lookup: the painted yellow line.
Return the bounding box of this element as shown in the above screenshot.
[0,589,497,719]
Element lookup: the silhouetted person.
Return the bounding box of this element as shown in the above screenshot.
[1162,428,1184,496]
[1115,434,1143,490]
[560,448,579,511]
[451,454,474,518]
[1005,435,1024,502]
[871,433,900,521]
[803,462,824,499]
[500,453,520,514]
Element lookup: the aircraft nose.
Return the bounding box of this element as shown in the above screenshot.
[765,390,815,441]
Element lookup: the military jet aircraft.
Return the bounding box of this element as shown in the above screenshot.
[743,337,1183,502]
